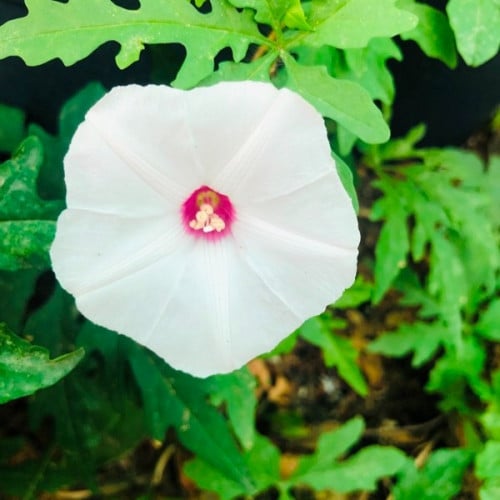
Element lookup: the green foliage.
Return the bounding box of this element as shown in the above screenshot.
[128,345,254,491]
[283,54,390,144]
[299,316,368,396]
[0,0,421,145]
[393,448,473,500]
[447,0,500,66]
[185,416,407,498]
[399,0,457,68]
[0,323,83,404]
[0,137,63,271]
[0,0,261,89]
[288,418,406,492]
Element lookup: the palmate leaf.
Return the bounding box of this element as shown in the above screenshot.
[0,0,264,88]
[0,137,63,271]
[0,323,83,404]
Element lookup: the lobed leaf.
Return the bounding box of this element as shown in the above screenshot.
[368,321,447,367]
[0,0,265,88]
[284,55,390,144]
[290,417,406,492]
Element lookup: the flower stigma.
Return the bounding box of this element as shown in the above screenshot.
[182,185,235,239]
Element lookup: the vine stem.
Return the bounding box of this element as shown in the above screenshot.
[251,30,277,61]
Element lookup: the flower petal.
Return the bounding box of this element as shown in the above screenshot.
[208,84,334,204]
[143,237,302,377]
[64,120,174,217]
[52,82,361,378]
[232,211,358,321]
[83,85,205,193]
[51,210,191,298]
[243,172,360,248]
[180,81,282,184]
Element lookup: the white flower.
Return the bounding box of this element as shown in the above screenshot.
[50,82,360,377]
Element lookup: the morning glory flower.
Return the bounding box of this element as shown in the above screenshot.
[50,82,360,377]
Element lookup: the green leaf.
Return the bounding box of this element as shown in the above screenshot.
[206,368,257,449]
[476,442,500,480]
[0,0,265,88]
[283,0,312,30]
[0,269,40,333]
[294,417,365,470]
[332,151,359,212]
[299,317,368,395]
[184,433,280,499]
[399,0,458,68]
[372,196,410,303]
[368,321,447,367]
[393,448,472,500]
[201,51,277,85]
[427,336,490,411]
[27,291,148,479]
[334,275,372,308]
[341,37,402,105]
[284,55,390,144]
[476,440,500,500]
[229,0,309,30]
[290,417,406,492]
[476,299,500,341]
[128,345,254,493]
[0,137,63,271]
[0,104,25,153]
[297,0,417,49]
[0,323,84,404]
[447,0,500,66]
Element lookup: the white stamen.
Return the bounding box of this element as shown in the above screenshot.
[190,204,226,234]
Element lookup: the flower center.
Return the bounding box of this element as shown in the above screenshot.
[182,186,234,239]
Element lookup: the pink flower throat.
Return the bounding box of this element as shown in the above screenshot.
[181,186,235,239]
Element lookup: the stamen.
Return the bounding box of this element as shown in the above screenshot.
[182,185,234,240]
